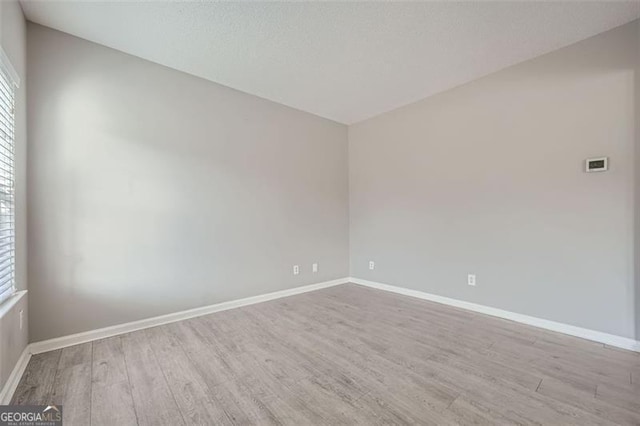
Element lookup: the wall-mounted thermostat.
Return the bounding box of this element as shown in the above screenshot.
[585,157,608,172]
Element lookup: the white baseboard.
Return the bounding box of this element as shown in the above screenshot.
[30,277,349,355]
[0,346,31,405]
[349,277,640,353]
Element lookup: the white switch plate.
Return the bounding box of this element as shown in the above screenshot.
[293,265,299,275]
[312,263,318,273]
[468,274,476,286]
[19,309,23,330]
[369,261,375,270]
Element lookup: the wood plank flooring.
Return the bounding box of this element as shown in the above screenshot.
[11,283,640,425]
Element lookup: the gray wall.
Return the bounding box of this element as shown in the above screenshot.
[350,21,639,339]
[0,294,27,395]
[26,19,640,343]
[635,21,640,341]
[27,24,349,342]
[0,0,27,392]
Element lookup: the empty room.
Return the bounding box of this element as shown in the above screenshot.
[0,0,639,424]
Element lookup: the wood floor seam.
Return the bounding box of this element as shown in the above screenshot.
[120,338,141,426]
[535,378,542,392]
[49,350,63,405]
[147,332,188,426]
[89,343,93,426]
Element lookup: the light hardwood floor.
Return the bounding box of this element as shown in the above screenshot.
[11,283,640,425]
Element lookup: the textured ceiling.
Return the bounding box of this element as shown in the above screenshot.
[20,1,640,124]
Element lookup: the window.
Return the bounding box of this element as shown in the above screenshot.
[0,48,18,305]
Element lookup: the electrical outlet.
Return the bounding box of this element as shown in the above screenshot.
[312,263,318,273]
[468,274,476,286]
[19,309,23,330]
[293,265,299,275]
[369,261,375,270]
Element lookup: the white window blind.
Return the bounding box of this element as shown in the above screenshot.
[0,48,18,306]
